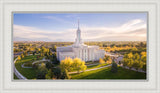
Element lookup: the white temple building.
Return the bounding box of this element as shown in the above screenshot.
[56,20,105,62]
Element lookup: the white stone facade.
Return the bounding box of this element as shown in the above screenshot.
[56,21,105,62]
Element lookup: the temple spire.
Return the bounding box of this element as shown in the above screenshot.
[78,19,79,29]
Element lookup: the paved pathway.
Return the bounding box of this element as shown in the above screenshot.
[68,64,112,74]
[14,57,49,79]
[21,57,49,68]
[14,58,27,80]
[31,57,50,65]
[21,63,32,68]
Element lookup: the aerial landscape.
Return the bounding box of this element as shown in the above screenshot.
[13,13,147,80]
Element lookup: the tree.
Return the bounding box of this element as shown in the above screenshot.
[60,57,73,72]
[17,55,21,60]
[61,69,70,79]
[45,69,53,79]
[33,52,36,55]
[141,52,146,56]
[122,58,128,67]
[128,59,134,69]
[72,58,87,73]
[23,51,28,56]
[72,58,83,73]
[142,63,146,71]
[132,60,139,70]
[21,53,24,58]
[111,61,118,73]
[53,45,57,52]
[80,61,87,72]
[103,55,112,64]
[139,61,144,70]
[133,53,140,60]
[141,55,146,63]
[36,63,48,79]
[53,67,61,79]
[46,62,54,70]
[40,53,44,57]
[99,58,105,65]
[128,52,133,59]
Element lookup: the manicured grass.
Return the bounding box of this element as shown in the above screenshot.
[87,64,109,69]
[85,61,99,65]
[14,73,19,79]
[70,67,146,79]
[15,55,43,79]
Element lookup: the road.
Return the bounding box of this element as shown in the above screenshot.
[14,58,27,80]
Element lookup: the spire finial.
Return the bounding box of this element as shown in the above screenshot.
[78,19,79,29]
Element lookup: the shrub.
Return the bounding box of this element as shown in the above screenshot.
[45,69,53,79]
[36,63,48,79]
[53,67,61,79]
[111,62,118,73]
[61,69,70,79]
[46,62,54,70]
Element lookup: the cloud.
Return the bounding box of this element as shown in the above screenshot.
[42,16,73,24]
[13,19,147,41]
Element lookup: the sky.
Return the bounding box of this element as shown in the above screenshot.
[13,13,147,42]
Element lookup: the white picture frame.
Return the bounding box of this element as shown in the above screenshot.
[0,0,160,93]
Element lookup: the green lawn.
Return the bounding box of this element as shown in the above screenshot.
[14,73,19,79]
[70,67,146,79]
[87,64,109,69]
[85,61,99,65]
[14,55,43,79]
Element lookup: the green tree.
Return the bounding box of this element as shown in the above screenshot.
[53,67,61,79]
[46,62,54,70]
[45,69,53,79]
[36,63,48,79]
[111,61,118,73]
[142,63,146,71]
[61,69,70,79]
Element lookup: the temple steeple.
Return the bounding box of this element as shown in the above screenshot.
[74,20,83,47]
[78,19,79,29]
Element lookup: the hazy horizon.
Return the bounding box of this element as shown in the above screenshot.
[13,13,147,42]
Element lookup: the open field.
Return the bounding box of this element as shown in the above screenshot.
[71,67,146,79]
